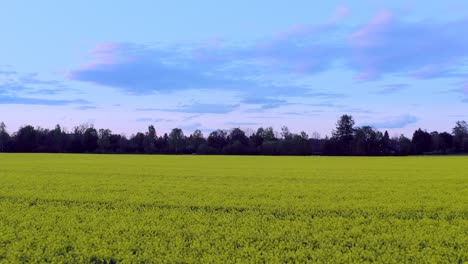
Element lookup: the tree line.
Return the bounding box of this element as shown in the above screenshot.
[0,115,467,156]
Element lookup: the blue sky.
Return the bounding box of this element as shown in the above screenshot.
[1,0,468,137]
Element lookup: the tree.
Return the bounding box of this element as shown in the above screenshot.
[380,131,391,155]
[168,128,186,153]
[0,122,10,152]
[352,126,382,155]
[83,127,99,152]
[143,125,157,153]
[153,133,168,153]
[190,130,205,151]
[463,138,468,152]
[98,129,113,153]
[430,131,440,153]
[225,128,249,154]
[332,115,355,155]
[411,128,432,154]
[438,132,453,153]
[398,135,412,155]
[43,124,67,152]
[281,126,292,140]
[0,117,465,156]
[69,123,92,152]
[261,127,276,141]
[250,128,265,148]
[452,121,468,152]
[207,129,228,152]
[131,132,145,153]
[14,125,37,152]
[228,128,249,146]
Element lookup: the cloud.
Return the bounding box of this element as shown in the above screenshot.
[177,123,215,134]
[138,103,239,114]
[136,118,173,122]
[1,70,66,96]
[364,115,418,128]
[68,6,349,97]
[225,121,260,126]
[18,73,63,86]
[449,83,468,102]
[69,9,468,101]
[331,6,350,22]
[0,70,17,76]
[349,11,468,80]
[240,97,289,109]
[0,95,89,106]
[69,43,254,95]
[376,84,408,94]
[76,105,97,110]
[1,84,63,96]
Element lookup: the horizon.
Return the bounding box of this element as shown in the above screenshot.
[1,1,468,137]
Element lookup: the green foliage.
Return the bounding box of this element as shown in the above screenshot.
[0,154,467,263]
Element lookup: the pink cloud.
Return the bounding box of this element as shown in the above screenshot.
[462,84,468,94]
[331,5,350,22]
[67,43,125,79]
[268,5,350,46]
[354,71,377,81]
[88,43,122,65]
[271,24,316,43]
[350,10,394,46]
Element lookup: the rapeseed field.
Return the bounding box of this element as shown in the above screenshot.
[0,154,466,263]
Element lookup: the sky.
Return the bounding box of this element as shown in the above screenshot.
[1,0,468,137]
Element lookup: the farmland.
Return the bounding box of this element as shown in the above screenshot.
[0,154,467,263]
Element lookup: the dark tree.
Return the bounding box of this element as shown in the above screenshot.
[411,129,432,154]
[207,129,228,151]
[131,132,145,153]
[1,115,465,156]
[452,121,468,152]
[0,122,10,152]
[224,128,250,154]
[352,126,382,155]
[228,128,249,146]
[332,115,355,155]
[281,126,292,140]
[41,125,67,153]
[98,129,113,153]
[249,128,265,148]
[83,127,99,153]
[380,131,391,155]
[398,135,412,155]
[14,125,37,152]
[188,129,205,153]
[438,132,453,153]
[143,125,157,153]
[168,128,186,154]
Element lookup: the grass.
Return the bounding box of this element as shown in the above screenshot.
[0,154,467,263]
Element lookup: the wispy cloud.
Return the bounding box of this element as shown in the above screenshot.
[349,11,468,80]
[177,122,215,134]
[363,114,418,129]
[225,121,261,126]
[376,84,408,94]
[138,103,239,114]
[0,70,17,76]
[240,97,289,109]
[449,83,468,102]
[1,69,68,97]
[76,105,98,110]
[136,118,173,122]
[0,95,89,106]
[70,11,468,97]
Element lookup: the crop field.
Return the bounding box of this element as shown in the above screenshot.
[0,154,467,263]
